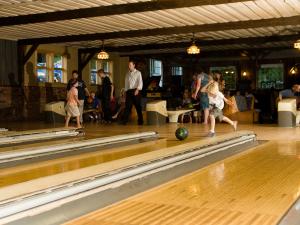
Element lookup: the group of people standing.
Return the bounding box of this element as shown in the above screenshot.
[64,60,144,128]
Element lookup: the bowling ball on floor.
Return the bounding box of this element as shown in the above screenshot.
[175,127,189,141]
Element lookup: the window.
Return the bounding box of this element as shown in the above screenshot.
[37,53,47,82]
[90,59,113,85]
[90,59,98,85]
[150,59,163,87]
[102,61,110,73]
[172,66,183,76]
[210,66,237,90]
[257,64,284,89]
[36,52,67,83]
[53,54,65,83]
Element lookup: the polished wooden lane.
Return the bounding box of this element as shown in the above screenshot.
[0,139,171,188]
[0,131,250,202]
[0,123,208,188]
[0,136,85,153]
[0,121,299,193]
[64,141,300,225]
[2,121,300,141]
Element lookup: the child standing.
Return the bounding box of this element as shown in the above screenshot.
[202,81,237,137]
[65,79,81,128]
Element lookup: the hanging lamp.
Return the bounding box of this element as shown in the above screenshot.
[294,39,300,49]
[187,33,200,54]
[97,40,109,60]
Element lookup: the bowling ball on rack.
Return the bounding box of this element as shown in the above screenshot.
[175,127,189,141]
[187,103,194,109]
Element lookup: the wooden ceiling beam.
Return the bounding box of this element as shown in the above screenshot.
[23,43,39,65]
[79,34,298,53]
[119,46,292,58]
[0,0,250,27]
[18,15,300,45]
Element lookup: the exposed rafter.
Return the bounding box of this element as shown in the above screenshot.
[23,43,39,65]
[18,15,300,45]
[78,49,98,76]
[79,34,299,53]
[119,47,294,58]
[0,0,250,27]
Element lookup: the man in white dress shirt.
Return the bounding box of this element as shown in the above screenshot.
[121,61,143,125]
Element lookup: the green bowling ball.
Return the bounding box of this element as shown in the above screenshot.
[175,127,189,141]
[187,103,194,109]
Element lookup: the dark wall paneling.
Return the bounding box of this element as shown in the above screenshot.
[0,39,18,86]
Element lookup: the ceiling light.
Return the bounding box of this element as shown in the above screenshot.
[187,33,200,55]
[97,40,109,60]
[294,40,300,49]
[290,63,299,75]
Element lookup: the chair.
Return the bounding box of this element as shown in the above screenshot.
[278,98,297,127]
[224,96,259,123]
[179,111,192,123]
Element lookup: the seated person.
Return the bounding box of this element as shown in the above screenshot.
[112,88,126,120]
[224,90,231,99]
[182,89,192,107]
[164,87,178,109]
[87,92,103,121]
[245,90,258,110]
[234,91,247,112]
[279,84,300,100]
[178,90,193,123]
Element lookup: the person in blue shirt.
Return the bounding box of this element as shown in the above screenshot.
[192,72,213,124]
[87,92,103,121]
[279,84,300,100]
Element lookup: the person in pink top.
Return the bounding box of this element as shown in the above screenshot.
[65,79,81,128]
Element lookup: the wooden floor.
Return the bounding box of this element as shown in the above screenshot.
[0,122,243,188]
[0,139,169,188]
[0,122,299,189]
[2,121,300,141]
[1,122,300,224]
[64,140,300,225]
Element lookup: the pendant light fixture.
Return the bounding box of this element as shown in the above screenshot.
[97,40,109,60]
[294,39,300,49]
[187,33,200,55]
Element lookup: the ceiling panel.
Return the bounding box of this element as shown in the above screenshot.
[55,25,299,50]
[0,0,150,17]
[0,0,298,52]
[0,0,299,42]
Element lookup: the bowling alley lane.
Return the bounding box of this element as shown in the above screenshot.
[0,136,84,153]
[0,138,171,188]
[64,140,300,225]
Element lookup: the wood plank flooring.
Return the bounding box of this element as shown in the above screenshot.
[0,139,168,188]
[1,122,300,224]
[64,141,300,225]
